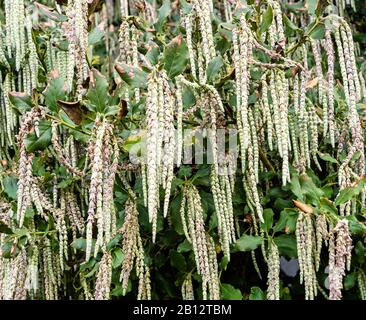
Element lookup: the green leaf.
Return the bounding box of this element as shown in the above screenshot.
[1,241,13,258]
[116,63,148,89]
[86,73,109,113]
[177,240,192,253]
[71,238,87,251]
[162,35,189,78]
[283,13,299,34]
[219,255,229,271]
[309,23,325,39]
[290,174,303,201]
[274,234,297,258]
[107,233,123,251]
[9,92,33,114]
[25,120,52,152]
[306,0,318,15]
[170,250,187,272]
[88,27,105,46]
[233,235,262,252]
[318,152,338,164]
[346,215,366,236]
[3,175,18,200]
[249,286,266,300]
[355,241,366,264]
[0,222,13,234]
[71,238,96,253]
[158,0,172,24]
[59,109,77,128]
[344,272,357,290]
[261,208,274,232]
[260,4,273,33]
[69,128,90,143]
[44,77,67,112]
[273,210,298,234]
[112,248,124,268]
[334,181,365,206]
[206,56,224,84]
[146,46,160,65]
[220,283,242,300]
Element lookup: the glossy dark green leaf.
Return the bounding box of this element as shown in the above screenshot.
[115,63,148,89]
[318,152,338,164]
[233,235,262,252]
[177,239,192,253]
[306,0,318,15]
[112,248,124,268]
[260,4,273,33]
[157,0,171,24]
[170,250,187,272]
[3,175,18,200]
[25,120,52,152]
[274,234,297,258]
[344,272,357,290]
[355,241,366,264]
[86,73,109,113]
[206,56,224,83]
[44,77,67,112]
[220,283,242,300]
[9,92,33,114]
[283,13,299,35]
[261,208,274,232]
[346,215,366,236]
[249,286,266,300]
[309,23,325,39]
[0,222,13,235]
[162,35,189,78]
[88,27,105,46]
[334,181,365,206]
[146,46,160,65]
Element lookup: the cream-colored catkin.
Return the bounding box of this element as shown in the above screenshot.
[358,270,366,300]
[120,195,151,300]
[323,29,335,147]
[315,214,328,271]
[176,78,184,167]
[64,0,89,97]
[5,0,26,71]
[183,0,215,83]
[120,0,129,17]
[181,274,194,300]
[267,241,280,300]
[296,211,317,300]
[233,15,251,167]
[51,122,84,177]
[86,118,117,261]
[261,76,274,151]
[94,251,112,300]
[181,184,220,300]
[145,71,176,241]
[146,74,159,241]
[16,108,45,227]
[329,219,353,300]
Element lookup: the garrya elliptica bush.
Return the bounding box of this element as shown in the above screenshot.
[0,0,366,301]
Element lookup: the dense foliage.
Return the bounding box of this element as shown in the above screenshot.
[1,0,366,300]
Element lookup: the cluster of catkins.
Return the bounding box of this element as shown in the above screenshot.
[180,184,220,300]
[0,0,38,154]
[143,70,176,242]
[85,117,119,262]
[119,193,151,300]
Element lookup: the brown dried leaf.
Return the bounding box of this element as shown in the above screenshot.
[57,100,83,125]
[305,77,318,89]
[293,199,313,214]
